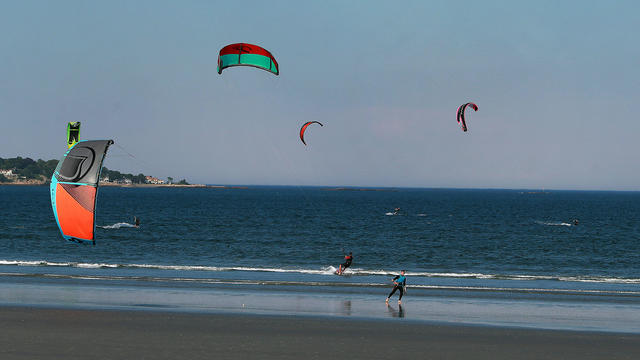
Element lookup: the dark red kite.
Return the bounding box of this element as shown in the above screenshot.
[456,102,478,132]
[300,121,323,146]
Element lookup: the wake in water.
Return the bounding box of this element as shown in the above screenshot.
[386,213,428,217]
[324,266,338,274]
[98,222,137,229]
[534,220,572,227]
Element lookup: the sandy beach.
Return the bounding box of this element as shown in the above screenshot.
[1,306,639,360]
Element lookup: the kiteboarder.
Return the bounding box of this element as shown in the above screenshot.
[393,207,401,215]
[573,219,579,226]
[336,252,353,275]
[386,270,407,305]
[134,216,140,227]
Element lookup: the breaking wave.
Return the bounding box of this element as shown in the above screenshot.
[1,260,638,284]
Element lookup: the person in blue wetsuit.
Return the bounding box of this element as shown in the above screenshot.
[386,270,407,305]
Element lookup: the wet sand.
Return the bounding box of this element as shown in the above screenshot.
[1,306,639,360]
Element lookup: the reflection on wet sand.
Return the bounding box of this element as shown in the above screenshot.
[386,304,404,318]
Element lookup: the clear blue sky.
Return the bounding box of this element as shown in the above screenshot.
[1,1,639,189]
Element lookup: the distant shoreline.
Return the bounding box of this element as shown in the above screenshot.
[100,182,212,188]
[4,181,638,192]
[0,181,246,189]
[0,181,45,186]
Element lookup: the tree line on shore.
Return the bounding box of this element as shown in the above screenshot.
[101,167,188,185]
[0,157,188,185]
[0,157,57,183]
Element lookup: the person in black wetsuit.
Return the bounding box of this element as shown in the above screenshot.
[134,216,140,228]
[337,252,353,275]
[386,270,407,304]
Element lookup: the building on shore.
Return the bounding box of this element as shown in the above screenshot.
[0,169,15,177]
[145,176,166,185]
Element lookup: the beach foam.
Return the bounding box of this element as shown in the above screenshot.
[2,259,639,284]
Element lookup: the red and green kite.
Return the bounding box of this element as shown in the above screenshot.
[218,43,279,75]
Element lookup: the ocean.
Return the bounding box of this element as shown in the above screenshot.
[1,185,639,332]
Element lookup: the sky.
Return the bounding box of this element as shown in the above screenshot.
[1,0,639,190]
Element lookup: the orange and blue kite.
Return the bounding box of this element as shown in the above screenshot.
[50,140,113,245]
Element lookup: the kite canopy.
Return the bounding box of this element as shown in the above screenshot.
[67,122,81,149]
[217,43,279,75]
[456,102,478,132]
[300,121,323,146]
[50,140,113,244]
